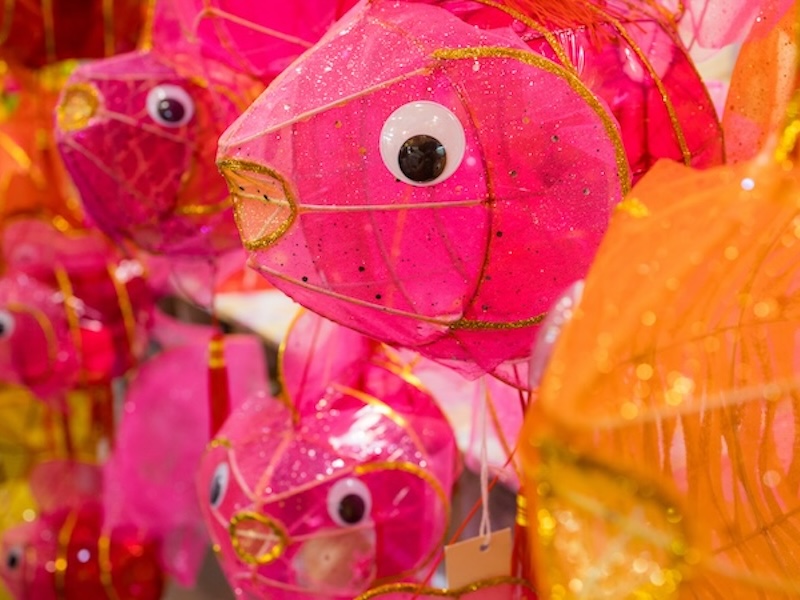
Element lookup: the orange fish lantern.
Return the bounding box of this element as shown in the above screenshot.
[0,0,146,70]
[521,91,800,597]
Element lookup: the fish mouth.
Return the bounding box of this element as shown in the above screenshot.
[228,511,289,566]
[57,83,101,132]
[218,158,297,251]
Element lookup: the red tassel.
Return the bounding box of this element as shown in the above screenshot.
[208,333,231,438]
[512,490,537,597]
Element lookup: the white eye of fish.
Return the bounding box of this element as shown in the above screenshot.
[0,310,16,340]
[5,545,22,571]
[146,84,195,127]
[327,478,372,527]
[379,101,466,187]
[209,462,230,509]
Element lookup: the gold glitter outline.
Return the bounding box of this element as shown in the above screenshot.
[54,508,79,599]
[98,528,121,600]
[57,83,101,133]
[430,46,630,194]
[355,461,451,583]
[228,510,289,566]
[355,575,537,599]
[217,158,298,251]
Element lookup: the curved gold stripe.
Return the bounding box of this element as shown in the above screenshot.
[53,265,86,386]
[41,0,56,63]
[7,302,58,367]
[451,312,546,331]
[176,196,232,216]
[0,0,14,46]
[331,382,431,461]
[98,529,121,600]
[469,0,577,73]
[275,308,308,426]
[105,263,137,360]
[355,461,450,583]
[431,46,631,194]
[102,0,114,56]
[355,576,537,599]
[54,509,79,600]
[588,6,692,165]
[138,0,157,51]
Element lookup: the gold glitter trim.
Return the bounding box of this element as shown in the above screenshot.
[176,196,232,216]
[53,266,86,386]
[469,0,577,72]
[589,9,691,165]
[57,83,100,133]
[431,46,631,194]
[355,575,537,599]
[451,313,546,331]
[615,197,650,218]
[275,308,309,425]
[355,461,450,582]
[7,302,58,369]
[138,0,157,51]
[228,510,289,565]
[0,0,14,46]
[208,336,225,369]
[98,529,121,600]
[54,509,79,600]
[105,263,137,360]
[217,158,299,251]
[207,437,232,450]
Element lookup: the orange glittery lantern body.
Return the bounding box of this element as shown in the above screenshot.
[522,144,800,596]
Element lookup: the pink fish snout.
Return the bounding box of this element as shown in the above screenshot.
[293,528,377,594]
[57,83,101,133]
[218,159,296,251]
[229,511,288,566]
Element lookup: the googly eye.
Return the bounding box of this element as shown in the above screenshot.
[5,545,22,571]
[0,310,16,340]
[327,478,372,527]
[529,280,585,389]
[379,101,466,186]
[146,84,195,127]
[209,462,230,509]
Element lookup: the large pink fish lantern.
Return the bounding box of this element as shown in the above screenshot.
[104,333,271,586]
[55,0,356,258]
[217,0,723,383]
[198,312,459,599]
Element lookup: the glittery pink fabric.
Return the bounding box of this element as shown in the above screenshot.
[678,0,793,50]
[198,312,458,599]
[218,0,723,382]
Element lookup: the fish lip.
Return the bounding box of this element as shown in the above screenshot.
[217,158,297,252]
[228,511,289,566]
[57,82,102,133]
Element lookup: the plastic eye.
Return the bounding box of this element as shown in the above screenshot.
[146,84,195,127]
[209,462,230,509]
[379,101,466,186]
[5,546,21,571]
[327,478,372,527]
[0,310,16,340]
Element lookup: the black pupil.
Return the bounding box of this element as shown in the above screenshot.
[338,494,366,525]
[0,322,6,336]
[157,97,186,123]
[398,135,446,183]
[209,475,222,506]
[6,551,18,570]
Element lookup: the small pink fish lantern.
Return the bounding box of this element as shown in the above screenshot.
[0,462,164,600]
[217,0,723,383]
[55,0,357,258]
[198,312,459,599]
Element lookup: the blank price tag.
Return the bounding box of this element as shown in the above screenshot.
[444,528,513,589]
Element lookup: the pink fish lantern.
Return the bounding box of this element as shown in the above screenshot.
[198,311,459,599]
[217,0,723,383]
[104,333,270,586]
[0,462,165,600]
[0,273,99,404]
[1,219,154,378]
[54,0,356,258]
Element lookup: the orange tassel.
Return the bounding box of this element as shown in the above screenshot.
[208,333,231,438]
